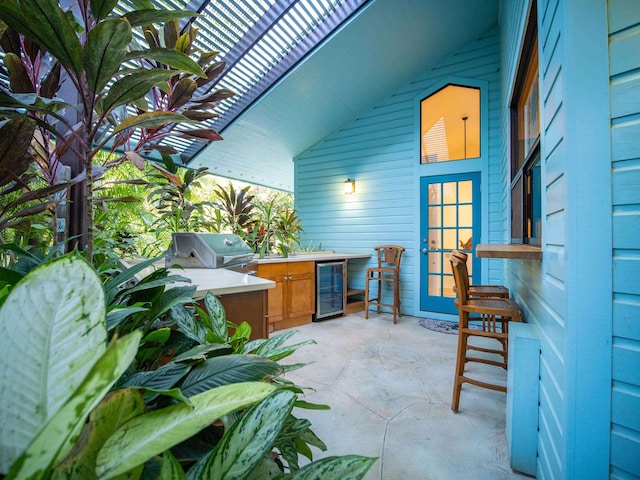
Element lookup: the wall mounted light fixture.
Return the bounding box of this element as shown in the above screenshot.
[344,178,355,194]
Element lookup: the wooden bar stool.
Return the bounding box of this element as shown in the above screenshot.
[448,253,521,413]
[451,250,510,299]
[365,245,404,323]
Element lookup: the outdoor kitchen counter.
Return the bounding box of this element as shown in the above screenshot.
[168,267,275,297]
[255,252,371,264]
[255,253,372,332]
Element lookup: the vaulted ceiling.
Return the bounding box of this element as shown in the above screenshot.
[184,0,500,191]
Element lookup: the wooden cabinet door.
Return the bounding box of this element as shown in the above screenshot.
[286,262,315,318]
[266,275,285,324]
[257,263,287,329]
[287,271,315,318]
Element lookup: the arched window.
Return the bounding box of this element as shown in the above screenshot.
[420,84,480,163]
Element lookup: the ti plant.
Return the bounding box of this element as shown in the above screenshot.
[214,181,256,237]
[0,0,233,261]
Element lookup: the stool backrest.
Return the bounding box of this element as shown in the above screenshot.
[374,245,404,270]
[448,253,470,305]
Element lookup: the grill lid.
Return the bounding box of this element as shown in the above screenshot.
[166,233,254,268]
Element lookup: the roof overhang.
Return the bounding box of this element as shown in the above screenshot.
[189,0,500,192]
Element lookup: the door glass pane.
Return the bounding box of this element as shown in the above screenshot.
[429,183,441,203]
[428,229,440,250]
[443,206,457,227]
[459,228,473,250]
[443,182,457,204]
[429,206,441,227]
[458,180,473,203]
[458,205,473,227]
[429,252,441,274]
[428,275,441,296]
[443,229,457,249]
[443,276,455,298]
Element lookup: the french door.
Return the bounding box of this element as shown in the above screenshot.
[420,173,481,314]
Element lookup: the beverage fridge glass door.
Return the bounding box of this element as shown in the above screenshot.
[315,261,344,320]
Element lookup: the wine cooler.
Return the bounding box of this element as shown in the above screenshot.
[315,261,345,320]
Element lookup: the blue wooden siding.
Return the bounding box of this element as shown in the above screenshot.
[609,0,640,476]
[502,0,614,478]
[295,28,502,317]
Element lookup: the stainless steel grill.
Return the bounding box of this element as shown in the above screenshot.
[166,233,256,272]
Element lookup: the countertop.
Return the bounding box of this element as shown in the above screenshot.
[255,252,371,264]
[120,258,275,297]
[169,268,275,297]
[121,252,372,297]
[476,243,542,260]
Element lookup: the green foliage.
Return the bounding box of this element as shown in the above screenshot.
[0,256,376,479]
[246,192,303,258]
[0,0,231,260]
[146,156,216,234]
[214,181,255,236]
[0,254,376,479]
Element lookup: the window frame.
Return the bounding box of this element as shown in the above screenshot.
[510,2,541,246]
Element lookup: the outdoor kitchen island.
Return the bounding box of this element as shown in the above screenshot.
[257,253,371,333]
[167,267,275,340]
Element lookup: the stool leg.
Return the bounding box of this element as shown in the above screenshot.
[364,274,370,319]
[451,328,468,413]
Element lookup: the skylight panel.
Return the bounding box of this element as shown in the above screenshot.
[0,0,368,163]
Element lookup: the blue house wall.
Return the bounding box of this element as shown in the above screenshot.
[295,0,639,477]
[295,26,503,319]
[500,0,614,478]
[609,0,640,476]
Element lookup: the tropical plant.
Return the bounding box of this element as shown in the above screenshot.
[214,181,255,236]
[0,254,377,479]
[0,0,232,261]
[274,208,303,257]
[146,156,215,234]
[246,193,303,258]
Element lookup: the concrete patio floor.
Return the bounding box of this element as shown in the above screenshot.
[281,311,533,480]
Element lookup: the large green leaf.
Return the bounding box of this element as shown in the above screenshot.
[40,61,62,99]
[188,390,296,480]
[251,330,316,362]
[6,331,142,480]
[125,48,206,78]
[285,455,377,480]
[0,2,41,58]
[50,389,146,480]
[0,255,107,474]
[159,451,187,480]
[121,362,190,392]
[12,0,83,75]
[204,292,228,340]
[0,116,36,187]
[172,303,208,343]
[179,355,283,397]
[101,69,178,113]
[123,9,196,28]
[103,256,161,304]
[84,19,132,93]
[91,0,121,21]
[112,111,197,133]
[4,52,34,93]
[95,382,276,479]
[0,91,71,115]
